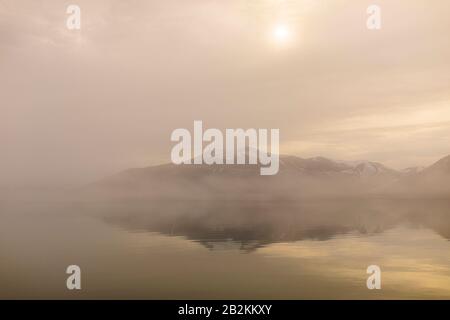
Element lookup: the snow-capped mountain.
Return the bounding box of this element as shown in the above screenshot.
[402,166,426,176]
[386,155,450,196]
[339,160,400,178]
[89,154,450,200]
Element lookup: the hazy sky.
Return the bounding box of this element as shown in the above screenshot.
[2,0,450,186]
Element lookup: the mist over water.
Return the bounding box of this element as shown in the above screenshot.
[2,0,450,303]
[1,190,449,299]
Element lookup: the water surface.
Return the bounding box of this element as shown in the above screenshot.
[1,197,449,299]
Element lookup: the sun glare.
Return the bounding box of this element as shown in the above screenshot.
[271,24,292,45]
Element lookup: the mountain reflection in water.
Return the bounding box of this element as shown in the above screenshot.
[97,199,450,252]
[2,196,450,299]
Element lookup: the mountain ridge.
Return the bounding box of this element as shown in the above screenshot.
[90,154,450,200]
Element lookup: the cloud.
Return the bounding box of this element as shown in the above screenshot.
[1,0,450,185]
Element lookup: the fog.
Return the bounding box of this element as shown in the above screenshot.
[2,0,450,187]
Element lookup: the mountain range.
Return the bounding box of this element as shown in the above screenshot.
[90,154,450,200]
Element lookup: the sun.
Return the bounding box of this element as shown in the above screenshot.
[271,24,292,45]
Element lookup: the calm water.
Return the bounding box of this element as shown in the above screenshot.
[1,196,450,299]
